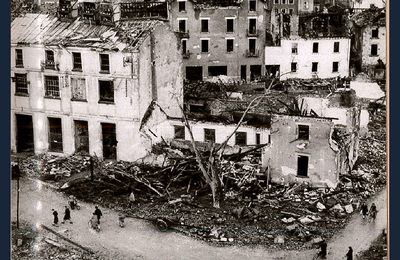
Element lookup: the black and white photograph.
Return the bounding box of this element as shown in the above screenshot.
[10,0,388,259]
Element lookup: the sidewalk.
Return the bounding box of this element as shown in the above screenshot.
[11,177,388,260]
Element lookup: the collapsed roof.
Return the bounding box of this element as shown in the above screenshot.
[351,8,386,27]
[11,13,164,51]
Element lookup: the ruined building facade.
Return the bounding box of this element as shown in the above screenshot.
[168,0,270,81]
[265,37,351,79]
[11,14,183,161]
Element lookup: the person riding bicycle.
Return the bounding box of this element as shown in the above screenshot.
[369,203,377,222]
[317,240,327,259]
[69,195,79,210]
[90,213,100,231]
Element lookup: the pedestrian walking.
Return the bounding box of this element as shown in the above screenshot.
[345,246,353,260]
[118,214,125,228]
[317,240,327,259]
[128,190,136,209]
[52,209,59,226]
[361,202,368,219]
[94,205,103,224]
[62,205,72,224]
[369,203,377,222]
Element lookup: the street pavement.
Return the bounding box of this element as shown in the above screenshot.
[11,177,388,260]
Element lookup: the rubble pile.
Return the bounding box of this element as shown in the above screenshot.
[16,107,386,249]
[20,153,91,179]
[11,222,96,260]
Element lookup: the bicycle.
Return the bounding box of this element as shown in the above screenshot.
[312,251,326,260]
[88,219,101,232]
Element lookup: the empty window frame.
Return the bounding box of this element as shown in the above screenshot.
[298,124,309,140]
[72,52,82,71]
[289,0,294,4]
[333,42,340,53]
[249,38,256,53]
[291,62,297,72]
[274,0,280,3]
[226,18,234,33]
[44,75,60,97]
[235,132,247,145]
[281,0,286,4]
[174,125,185,139]
[45,50,55,69]
[204,128,215,142]
[248,18,257,34]
[182,39,187,54]
[289,8,294,15]
[312,42,319,53]
[297,155,309,177]
[99,80,114,102]
[15,49,23,67]
[332,62,339,72]
[256,133,261,145]
[178,19,187,33]
[100,54,110,73]
[201,39,209,53]
[275,8,279,15]
[371,44,378,56]
[372,28,379,38]
[226,39,234,53]
[48,117,63,152]
[249,0,256,11]
[71,78,86,101]
[311,62,318,72]
[292,43,298,54]
[281,8,286,13]
[201,18,209,33]
[15,73,28,95]
[178,0,186,12]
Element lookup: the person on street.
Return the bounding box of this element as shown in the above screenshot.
[128,190,136,209]
[118,214,125,228]
[369,203,377,222]
[317,240,327,259]
[90,213,100,231]
[62,205,72,224]
[94,205,103,224]
[361,202,368,219]
[52,209,58,226]
[346,246,353,260]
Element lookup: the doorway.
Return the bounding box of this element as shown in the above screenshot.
[74,120,89,154]
[297,155,309,177]
[16,114,34,153]
[101,123,117,160]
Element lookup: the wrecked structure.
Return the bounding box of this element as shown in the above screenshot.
[11,13,183,161]
[350,7,386,80]
[168,0,270,81]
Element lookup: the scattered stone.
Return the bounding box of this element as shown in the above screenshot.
[274,236,285,244]
[344,204,354,214]
[17,239,23,247]
[312,237,323,244]
[316,202,326,211]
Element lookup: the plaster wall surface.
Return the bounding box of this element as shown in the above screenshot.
[263,115,338,187]
[361,25,386,68]
[265,37,350,79]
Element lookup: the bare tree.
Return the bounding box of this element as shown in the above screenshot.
[178,95,266,208]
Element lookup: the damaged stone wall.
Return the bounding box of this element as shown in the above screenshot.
[330,106,361,177]
[263,114,338,188]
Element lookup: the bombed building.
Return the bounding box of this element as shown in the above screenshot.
[11,13,183,161]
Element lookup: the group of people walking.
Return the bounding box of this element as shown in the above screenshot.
[360,202,378,222]
[315,201,379,259]
[51,202,103,232]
